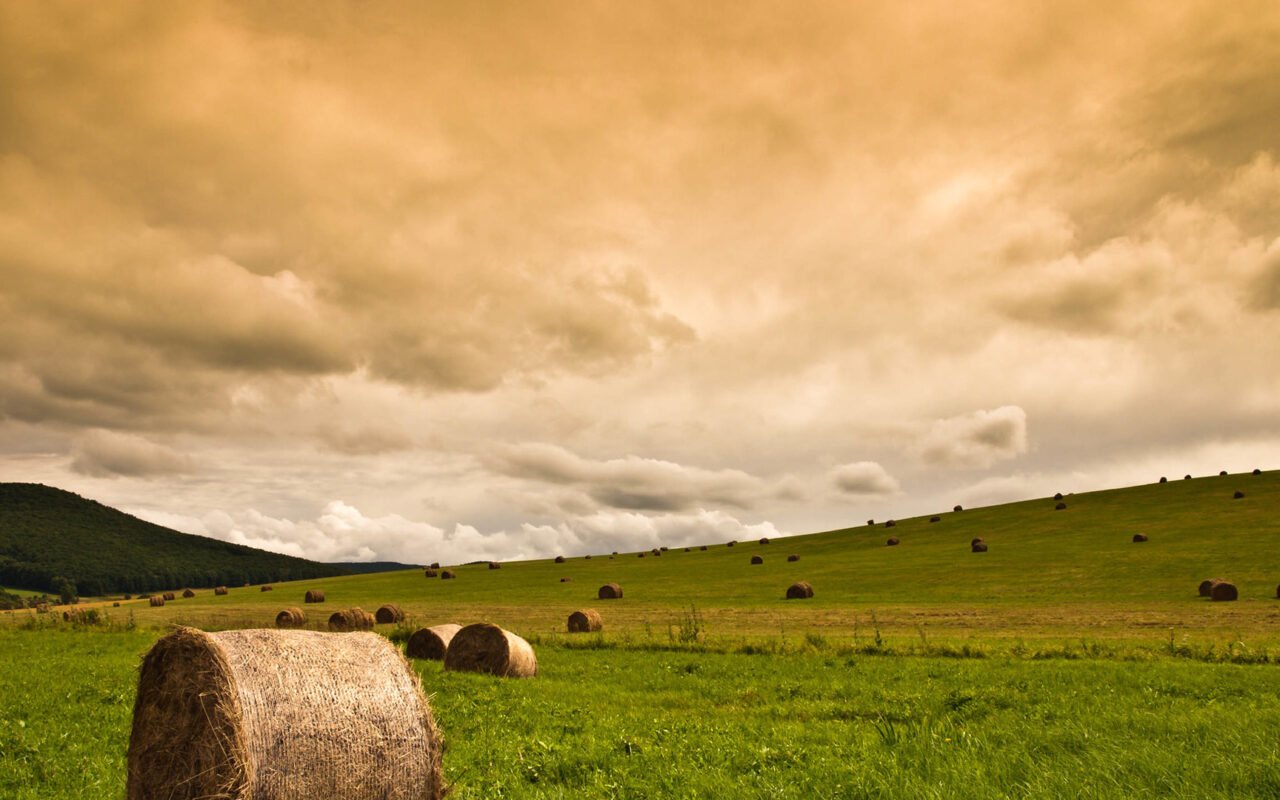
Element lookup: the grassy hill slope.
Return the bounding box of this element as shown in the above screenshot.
[0,483,349,595]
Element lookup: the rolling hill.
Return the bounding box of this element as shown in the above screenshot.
[0,483,350,596]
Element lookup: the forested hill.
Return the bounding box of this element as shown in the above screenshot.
[0,483,349,595]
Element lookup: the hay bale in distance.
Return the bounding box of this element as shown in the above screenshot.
[162,592,176,601]
[727,540,737,547]
[886,537,899,546]
[1054,502,1067,510]
[699,545,708,551]
[971,537,986,546]
[554,555,566,563]
[1184,474,1192,480]
[567,609,603,633]
[1159,476,1168,483]
[651,549,661,556]
[787,554,800,562]
[559,577,571,582]
[637,552,646,558]
[750,555,764,565]
[275,607,305,628]
[972,542,989,553]
[260,585,273,592]
[488,561,501,570]
[584,554,592,559]
[444,623,537,678]
[954,505,963,512]
[304,589,325,603]
[423,569,439,578]
[598,582,623,600]
[1220,470,1228,476]
[758,537,770,545]
[328,608,375,632]
[1210,581,1238,602]
[113,601,121,607]
[441,571,456,580]
[1198,579,1221,597]
[660,546,669,551]
[126,627,441,800]
[1233,490,1245,499]
[1053,492,1064,501]
[786,581,814,599]
[1132,533,1148,543]
[867,519,875,526]
[406,624,463,661]
[1254,468,1262,475]
[149,596,165,607]
[182,589,195,599]
[375,604,405,625]
[214,586,229,596]
[884,520,896,528]
[929,516,941,523]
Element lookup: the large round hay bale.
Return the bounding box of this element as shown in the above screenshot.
[1254,468,1262,475]
[750,555,764,565]
[598,582,623,599]
[758,537,770,545]
[126,627,441,800]
[554,555,566,563]
[1220,470,1228,476]
[149,596,165,607]
[1198,579,1221,597]
[699,545,708,551]
[567,609,603,633]
[375,604,405,625]
[261,585,273,592]
[1054,502,1067,510]
[1210,581,1238,602]
[1233,490,1245,499]
[441,571,456,580]
[867,519,875,526]
[406,624,462,661]
[953,505,963,512]
[275,608,305,628]
[163,593,176,601]
[1159,476,1168,483]
[727,540,737,547]
[1184,474,1192,480]
[328,608,375,632]
[651,549,661,556]
[884,520,896,528]
[443,623,537,678]
[929,516,941,523]
[787,554,800,562]
[488,561,501,570]
[214,586,229,596]
[423,569,439,578]
[304,589,325,603]
[182,589,195,598]
[1053,492,1063,501]
[1132,533,1148,543]
[786,581,814,599]
[886,537,899,546]
[972,542,988,553]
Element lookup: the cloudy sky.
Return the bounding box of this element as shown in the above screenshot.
[2,2,1278,564]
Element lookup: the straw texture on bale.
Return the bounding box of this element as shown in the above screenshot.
[275,608,305,628]
[441,570,456,580]
[787,554,800,562]
[163,593,176,601]
[1198,579,1221,597]
[150,596,165,607]
[886,537,899,546]
[554,555,566,563]
[750,555,764,565]
[1210,581,1238,602]
[375,604,405,625]
[305,589,325,603]
[1132,533,1148,543]
[972,542,988,553]
[443,623,537,678]
[261,585,273,592]
[328,608,375,632]
[423,569,439,578]
[215,586,229,596]
[126,627,442,800]
[598,582,623,599]
[182,589,196,598]
[406,624,462,661]
[786,581,814,599]
[567,609,603,633]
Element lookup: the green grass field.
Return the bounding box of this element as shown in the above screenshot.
[2,471,1279,797]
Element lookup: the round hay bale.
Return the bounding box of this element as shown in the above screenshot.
[1210,581,1238,602]
[598,582,623,600]
[559,577,571,582]
[441,570,456,580]
[1053,492,1063,501]
[699,545,708,551]
[567,609,603,633]
[886,537,899,546]
[758,537,770,545]
[443,623,537,678]
[163,593,176,602]
[214,586,229,596]
[1132,533,1148,543]
[1184,474,1192,480]
[684,547,691,552]
[1198,578,1221,597]
[260,585,273,592]
[554,555,566,563]
[126,627,441,800]
[423,569,439,578]
[660,546,669,552]
[884,520,896,528]
[787,554,800,562]
[182,589,196,598]
[406,624,462,661]
[971,537,986,546]
[929,516,941,523]
[304,589,325,603]
[953,505,963,512]
[124,594,133,600]
[275,608,305,628]
[488,561,501,570]
[651,549,661,557]
[375,604,405,625]
[1159,476,1168,483]
[637,552,646,558]
[1054,502,1067,510]
[727,540,737,547]
[867,519,875,526]
[1233,490,1245,499]
[786,581,814,599]
[750,555,764,565]
[584,554,592,560]
[328,608,375,632]
[1220,470,1228,476]
[1254,468,1262,475]
[972,542,988,553]
[149,596,165,607]
[114,601,121,607]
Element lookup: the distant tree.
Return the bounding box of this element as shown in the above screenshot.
[52,575,78,605]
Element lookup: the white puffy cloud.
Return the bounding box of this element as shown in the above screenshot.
[69,430,195,478]
[917,406,1029,469]
[829,461,900,496]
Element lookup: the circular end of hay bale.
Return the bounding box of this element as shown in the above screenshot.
[304,589,325,603]
[1198,579,1220,597]
[443,623,537,677]
[214,586,228,596]
[886,537,899,546]
[488,561,501,570]
[1220,470,1228,476]
[559,577,571,583]
[567,609,603,633]
[182,589,195,598]
[554,555,566,563]
[785,581,814,599]
[1053,492,1063,501]
[953,505,963,512]
[1210,581,1238,602]
[1132,533,1148,542]
[1233,490,1245,499]
[329,608,374,632]
[929,516,941,523]
[423,569,439,578]
[1054,502,1067,510]
[1159,476,1168,483]
[598,582,623,600]
[441,571,456,580]
[1253,468,1262,475]
[406,624,462,660]
[758,537,770,545]
[275,608,305,628]
[375,604,404,625]
[971,542,989,553]
[126,627,442,800]
[750,555,764,565]
[787,554,799,562]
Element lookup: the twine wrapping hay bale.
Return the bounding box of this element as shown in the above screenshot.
[886,537,899,546]
[261,585,273,592]
[598,582,623,600]
[305,590,325,604]
[1210,581,1238,602]
[150,596,165,607]
[1234,490,1245,499]
[786,581,814,599]
[1198,579,1221,597]
[406,624,462,661]
[567,609,603,633]
[163,593,176,601]
[441,571,456,580]
[1054,502,1067,510]
[787,554,800,562]
[126,627,442,800]
[1132,533,1148,543]
[423,569,439,578]
[375,604,405,625]
[443,623,537,678]
[275,608,305,628]
[215,587,229,596]
[972,542,989,553]
[751,555,764,565]
[182,589,196,599]
[328,608,375,632]
[554,555,566,563]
